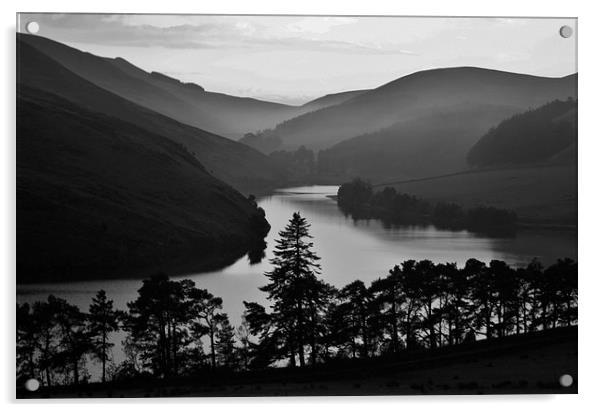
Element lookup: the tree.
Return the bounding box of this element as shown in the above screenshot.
[29,296,62,386]
[124,273,194,377]
[466,259,494,339]
[241,301,287,369]
[236,319,252,370]
[53,297,92,385]
[16,303,37,381]
[259,212,324,367]
[88,290,119,383]
[189,288,225,370]
[338,280,374,357]
[215,315,237,368]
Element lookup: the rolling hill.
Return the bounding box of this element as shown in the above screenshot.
[268,67,577,152]
[467,99,577,167]
[299,89,368,113]
[317,103,520,181]
[17,85,270,283]
[18,33,356,139]
[17,37,287,194]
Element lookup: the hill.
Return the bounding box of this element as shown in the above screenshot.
[267,67,577,153]
[317,103,519,180]
[18,33,352,139]
[375,164,577,226]
[17,37,286,194]
[300,89,368,112]
[17,86,270,283]
[467,99,577,167]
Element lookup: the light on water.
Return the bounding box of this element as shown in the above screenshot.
[16,185,576,378]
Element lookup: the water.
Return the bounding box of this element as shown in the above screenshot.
[17,185,576,375]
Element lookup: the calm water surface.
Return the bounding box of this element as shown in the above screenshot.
[17,185,576,373]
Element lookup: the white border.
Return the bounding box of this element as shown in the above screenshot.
[2,0,600,411]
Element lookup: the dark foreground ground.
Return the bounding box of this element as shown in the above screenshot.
[18,326,577,398]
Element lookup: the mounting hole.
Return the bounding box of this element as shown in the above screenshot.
[26,21,39,34]
[559,25,573,39]
[24,378,40,391]
[559,374,573,387]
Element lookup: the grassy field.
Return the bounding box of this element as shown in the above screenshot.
[375,164,577,227]
[19,327,577,398]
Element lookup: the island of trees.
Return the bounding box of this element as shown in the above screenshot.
[17,212,576,389]
[337,179,518,233]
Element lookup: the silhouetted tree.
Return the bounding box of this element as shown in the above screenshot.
[88,290,119,383]
[259,212,324,367]
[53,297,92,385]
[338,280,377,357]
[189,288,225,370]
[216,315,237,368]
[16,303,37,381]
[124,274,193,377]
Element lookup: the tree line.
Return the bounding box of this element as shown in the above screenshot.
[467,98,577,167]
[17,212,576,387]
[337,179,517,233]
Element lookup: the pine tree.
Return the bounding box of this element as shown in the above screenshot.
[88,290,119,383]
[260,212,323,366]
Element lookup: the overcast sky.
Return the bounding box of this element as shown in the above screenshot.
[18,14,577,105]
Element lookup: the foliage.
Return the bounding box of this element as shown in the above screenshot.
[17,214,577,387]
[337,179,517,233]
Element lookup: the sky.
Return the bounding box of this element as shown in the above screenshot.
[17,14,577,105]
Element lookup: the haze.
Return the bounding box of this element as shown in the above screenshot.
[17,14,576,105]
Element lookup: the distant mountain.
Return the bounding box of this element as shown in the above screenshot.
[17,37,286,194]
[300,89,368,112]
[467,99,577,167]
[17,86,270,283]
[18,33,313,139]
[267,67,577,151]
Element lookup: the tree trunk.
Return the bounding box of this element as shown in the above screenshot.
[101,332,107,383]
[210,325,216,369]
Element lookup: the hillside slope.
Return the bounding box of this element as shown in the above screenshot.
[18,33,353,139]
[377,165,577,226]
[17,38,286,194]
[17,86,270,283]
[300,89,368,112]
[269,67,577,151]
[18,33,303,138]
[318,103,519,180]
[467,99,577,167]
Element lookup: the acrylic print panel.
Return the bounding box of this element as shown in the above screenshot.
[16,14,577,398]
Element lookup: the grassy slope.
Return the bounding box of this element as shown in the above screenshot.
[17,86,268,283]
[17,38,286,195]
[376,164,577,226]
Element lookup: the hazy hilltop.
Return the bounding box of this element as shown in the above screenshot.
[267,67,577,152]
[17,37,287,194]
[17,85,270,283]
[467,99,577,167]
[300,89,369,112]
[19,33,326,139]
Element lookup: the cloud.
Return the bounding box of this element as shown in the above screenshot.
[21,14,415,55]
